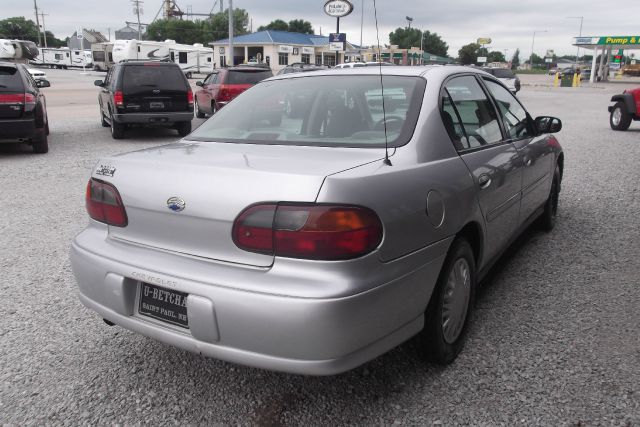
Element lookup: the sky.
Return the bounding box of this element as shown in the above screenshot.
[3,0,640,58]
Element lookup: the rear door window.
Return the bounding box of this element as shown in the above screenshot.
[227,70,273,84]
[122,65,187,92]
[0,66,24,92]
[443,75,503,149]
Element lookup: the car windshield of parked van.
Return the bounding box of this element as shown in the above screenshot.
[0,66,24,91]
[189,75,426,147]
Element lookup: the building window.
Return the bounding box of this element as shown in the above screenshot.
[220,55,226,67]
[325,54,336,67]
[301,54,310,64]
[315,55,322,65]
[278,52,289,66]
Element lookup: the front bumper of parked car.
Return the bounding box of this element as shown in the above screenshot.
[70,223,450,375]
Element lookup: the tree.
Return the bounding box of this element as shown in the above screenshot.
[287,19,314,34]
[511,48,520,69]
[421,30,448,57]
[529,53,543,67]
[457,43,489,65]
[487,51,505,63]
[0,16,65,47]
[257,19,288,32]
[146,9,249,44]
[389,27,421,49]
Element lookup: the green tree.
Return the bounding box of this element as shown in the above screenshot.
[458,43,489,65]
[257,19,288,32]
[421,30,448,57]
[0,16,65,47]
[529,53,543,67]
[388,27,421,49]
[287,19,314,34]
[487,51,505,63]
[511,48,520,69]
[209,8,249,40]
[146,9,248,44]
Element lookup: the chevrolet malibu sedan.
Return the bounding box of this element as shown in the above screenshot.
[71,66,564,375]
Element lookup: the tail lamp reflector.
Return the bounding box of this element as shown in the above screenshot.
[232,204,383,260]
[85,178,128,227]
[113,90,124,107]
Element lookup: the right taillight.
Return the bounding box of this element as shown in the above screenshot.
[232,203,383,260]
[113,90,124,108]
[85,178,128,227]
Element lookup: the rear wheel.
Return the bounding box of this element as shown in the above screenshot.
[176,121,192,137]
[32,128,49,154]
[194,99,205,118]
[100,109,109,127]
[419,237,475,364]
[110,112,125,139]
[610,102,632,131]
[539,165,561,231]
[210,102,217,116]
[185,72,192,79]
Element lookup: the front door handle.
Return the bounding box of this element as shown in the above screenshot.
[478,174,491,189]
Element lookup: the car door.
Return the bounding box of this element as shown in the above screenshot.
[442,75,523,262]
[482,78,554,222]
[204,71,220,112]
[200,72,216,112]
[100,67,115,116]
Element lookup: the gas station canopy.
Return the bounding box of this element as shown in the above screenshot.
[572,36,639,83]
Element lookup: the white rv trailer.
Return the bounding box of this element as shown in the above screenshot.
[112,39,213,77]
[33,48,93,69]
[91,42,114,71]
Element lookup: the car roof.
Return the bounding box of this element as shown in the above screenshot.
[267,65,491,81]
[0,61,18,69]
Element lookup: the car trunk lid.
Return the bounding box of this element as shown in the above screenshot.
[97,141,384,267]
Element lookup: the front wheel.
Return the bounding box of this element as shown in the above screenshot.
[610,102,632,131]
[194,99,205,119]
[539,165,561,231]
[176,121,192,137]
[419,237,475,364]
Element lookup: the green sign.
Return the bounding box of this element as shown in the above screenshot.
[381,52,403,59]
[575,36,640,46]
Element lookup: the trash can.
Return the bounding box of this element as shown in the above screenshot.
[560,73,574,87]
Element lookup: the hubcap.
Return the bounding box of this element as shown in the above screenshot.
[612,108,622,126]
[442,258,471,344]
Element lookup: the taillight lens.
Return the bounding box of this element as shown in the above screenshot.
[218,85,230,102]
[24,93,36,106]
[187,89,194,107]
[232,204,383,260]
[0,94,25,104]
[113,90,124,108]
[85,178,128,227]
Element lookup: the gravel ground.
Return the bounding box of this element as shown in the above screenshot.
[1,69,639,425]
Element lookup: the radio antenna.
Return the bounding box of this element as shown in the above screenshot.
[373,0,391,166]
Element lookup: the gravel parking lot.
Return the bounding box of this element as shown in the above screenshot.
[1,68,638,425]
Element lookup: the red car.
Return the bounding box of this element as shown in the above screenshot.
[609,87,640,131]
[194,66,273,118]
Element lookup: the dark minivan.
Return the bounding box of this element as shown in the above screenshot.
[95,61,194,139]
[0,61,51,153]
[194,66,273,118]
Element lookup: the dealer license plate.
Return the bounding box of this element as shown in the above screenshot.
[138,283,189,328]
[149,101,164,109]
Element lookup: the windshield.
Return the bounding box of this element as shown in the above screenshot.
[122,65,187,92]
[189,75,426,148]
[227,69,273,84]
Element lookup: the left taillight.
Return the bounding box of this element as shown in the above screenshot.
[113,90,124,108]
[187,89,194,107]
[85,178,128,227]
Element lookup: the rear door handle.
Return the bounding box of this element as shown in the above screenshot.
[478,174,491,189]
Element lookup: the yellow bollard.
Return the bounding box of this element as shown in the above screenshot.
[553,71,560,87]
[572,72,578,87]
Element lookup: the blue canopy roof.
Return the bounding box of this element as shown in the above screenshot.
[213,30,329,46]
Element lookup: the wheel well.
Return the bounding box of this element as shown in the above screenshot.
[457,222,483,267]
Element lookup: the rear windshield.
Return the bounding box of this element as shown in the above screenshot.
[189,75,426,148]
[0,66,24,91]
[492,69,515,78]
[227,70,273,85]
[121,65,187,92]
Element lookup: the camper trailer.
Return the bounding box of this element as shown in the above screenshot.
[0,39,39,62]
[91,42,114,71]
[34,48,92,69]
[112,39,213,77]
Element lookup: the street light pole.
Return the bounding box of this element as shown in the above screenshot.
[567,16,584,66]
[530,30,547,70]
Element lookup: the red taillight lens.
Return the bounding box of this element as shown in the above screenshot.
[113,90,124,107]
[232,204,383,260]
[218,85,230,102]
[0,94,25,104]
[187,89,194,106]
[85,178,128,227]
[24,93,36,106]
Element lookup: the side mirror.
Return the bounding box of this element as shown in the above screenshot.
[195,81,203,87]
[535,116,562,134]
[94,79,104,87]
[36,79,50,88]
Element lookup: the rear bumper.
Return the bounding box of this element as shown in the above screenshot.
[70,225,449,375]
[0,118,37,141]
[113,111,193,124]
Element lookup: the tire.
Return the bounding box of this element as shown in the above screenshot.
[419,237,476,364]
[45,120,50,135]
[539,165,561,232]
[185,72,192,79]
[194,99,205,119]
[100,109,109,127]
[609,102,632,131]
[211,102,217,116]
[32,128,49,154]
[110,112,125,139]
[176,121,192,137]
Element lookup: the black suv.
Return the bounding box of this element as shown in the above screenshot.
[95,61,194,139]
[0,61,51,153]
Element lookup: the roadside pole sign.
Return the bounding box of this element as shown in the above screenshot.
[545,57,553,63]
[329,33,346,52]
[477,38,492,45]
[477,56,487,63]
[324,0,354,18]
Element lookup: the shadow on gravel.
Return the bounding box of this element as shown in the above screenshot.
[0,142,39,156]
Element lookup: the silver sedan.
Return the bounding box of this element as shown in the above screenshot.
[71,66,564,375]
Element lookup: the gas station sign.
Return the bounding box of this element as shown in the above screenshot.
[575,36,640,46]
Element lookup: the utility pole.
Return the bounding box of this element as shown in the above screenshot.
[132,0,144,41]
[567,16,584,67]
[39,12,48,47]
[33,0,42,47]
[228,0,233,67]
[530,30,547,70]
